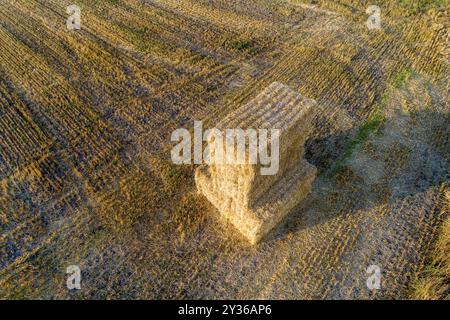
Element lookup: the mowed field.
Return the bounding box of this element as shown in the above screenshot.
[0,0,448,299]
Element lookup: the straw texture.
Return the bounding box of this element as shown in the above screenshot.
[196,82,317,244]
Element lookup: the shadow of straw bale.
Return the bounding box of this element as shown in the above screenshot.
[267,109,449,242]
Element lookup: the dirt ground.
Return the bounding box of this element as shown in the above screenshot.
[0,0,448,299]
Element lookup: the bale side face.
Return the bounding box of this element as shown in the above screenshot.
[195,159,317,244]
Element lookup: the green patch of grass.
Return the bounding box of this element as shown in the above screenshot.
[398,0,448,14]
[223,39,254,53]
[328,66,415,177]
[328,111,385,176]
[231,40,252,51]
[391,67,413,89]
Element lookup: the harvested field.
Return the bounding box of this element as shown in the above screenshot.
[0,0,448,299]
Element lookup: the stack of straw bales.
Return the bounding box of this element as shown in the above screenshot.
[196,82,317,244]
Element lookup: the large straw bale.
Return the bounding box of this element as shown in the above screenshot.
[196,82,317,244]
